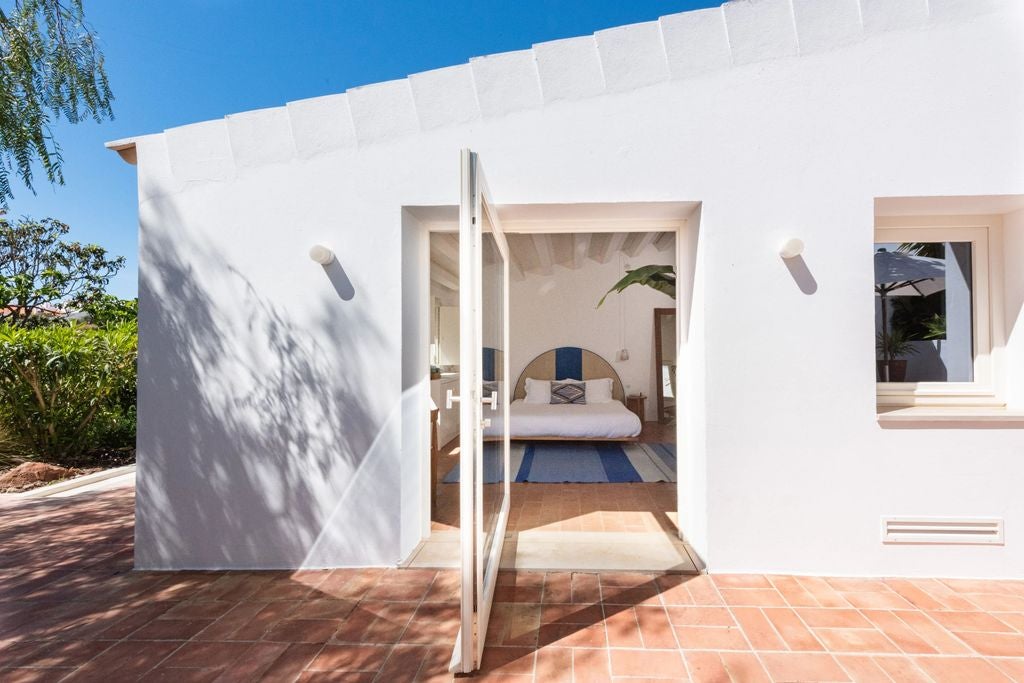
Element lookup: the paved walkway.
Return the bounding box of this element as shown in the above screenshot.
[1,484,1024,681]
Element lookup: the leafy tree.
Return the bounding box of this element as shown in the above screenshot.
[0,0,113,206]
[0,215,125,324]
[82,293,136,326]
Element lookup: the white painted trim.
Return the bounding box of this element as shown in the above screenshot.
[419,218,685,235]
[878,406,1024,423]
[874,217,1003,407]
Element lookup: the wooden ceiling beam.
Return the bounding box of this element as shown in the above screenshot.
[431,261,459,291]
[573,233,589,270]
[431,233,460,265]
[653,231,675,252]
[550,234,575,267]
[531,234,554,276]
[623,231,658,257]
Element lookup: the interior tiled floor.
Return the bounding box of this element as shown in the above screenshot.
[3,482,1024,681]
[432,421,677,533]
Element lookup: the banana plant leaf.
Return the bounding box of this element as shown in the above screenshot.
[597,264,676,307]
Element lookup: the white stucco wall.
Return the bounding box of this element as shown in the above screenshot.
[128,0,1024,576]
[509,241,675,402]
[1005,209,1024,409]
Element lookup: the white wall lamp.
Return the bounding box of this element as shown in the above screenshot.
[309,244,335,265]
[778,238,804,259]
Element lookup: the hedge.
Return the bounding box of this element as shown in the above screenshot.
[0,322,136,465]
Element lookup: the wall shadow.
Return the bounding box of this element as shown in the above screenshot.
[134,186,398,569]
[783,255,818,295]
[323,260,356,301]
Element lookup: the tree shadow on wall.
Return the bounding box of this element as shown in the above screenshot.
[135,189,399,569]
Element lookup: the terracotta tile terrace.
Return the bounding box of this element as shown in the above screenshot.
[1,484,1023,682]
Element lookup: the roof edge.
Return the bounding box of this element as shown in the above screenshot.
[105,137,138,165]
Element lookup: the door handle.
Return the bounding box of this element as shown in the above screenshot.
[446,389,460,410]
[480,391,499,412]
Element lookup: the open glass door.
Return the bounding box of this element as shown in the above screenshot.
[450,149,511,673]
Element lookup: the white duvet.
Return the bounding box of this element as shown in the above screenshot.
[503,398,642,439]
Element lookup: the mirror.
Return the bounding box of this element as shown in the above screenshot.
[653,308,676,425]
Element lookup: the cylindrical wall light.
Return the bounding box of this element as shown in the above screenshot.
[779,238,804,259]
[309,244,335,265]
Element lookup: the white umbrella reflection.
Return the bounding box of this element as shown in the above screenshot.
[874,248,945,381]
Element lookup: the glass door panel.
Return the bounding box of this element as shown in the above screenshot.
[451,149,511,673]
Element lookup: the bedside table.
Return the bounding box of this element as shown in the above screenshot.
[626,394,646,423]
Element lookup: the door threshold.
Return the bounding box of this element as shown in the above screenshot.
[404,529,698,574]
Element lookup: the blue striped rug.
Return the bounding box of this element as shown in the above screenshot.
[442,442,676,484]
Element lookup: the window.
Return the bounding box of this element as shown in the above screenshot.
[874,241,973,383]
[874,219,999,407]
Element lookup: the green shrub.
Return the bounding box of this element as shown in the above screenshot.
[0,422,24,469]
[0,322,137,464]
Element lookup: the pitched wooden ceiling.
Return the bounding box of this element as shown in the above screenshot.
[430,231,675,292]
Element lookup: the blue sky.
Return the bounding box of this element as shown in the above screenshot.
[8,0,719,298]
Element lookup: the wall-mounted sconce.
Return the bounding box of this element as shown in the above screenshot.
[309,244,335,265]
[618,349,630,361]
[778,238,804,259]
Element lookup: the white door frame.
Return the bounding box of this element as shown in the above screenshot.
[417,218,692,554]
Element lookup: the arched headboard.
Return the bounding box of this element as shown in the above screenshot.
[513,347,626,401]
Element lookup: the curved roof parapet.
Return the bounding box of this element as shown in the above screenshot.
[104,0,1014,168]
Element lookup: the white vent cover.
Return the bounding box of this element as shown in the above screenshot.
[882,517,1004,545]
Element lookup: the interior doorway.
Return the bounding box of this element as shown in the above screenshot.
[407,210,699,573]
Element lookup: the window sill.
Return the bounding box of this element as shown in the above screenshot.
[877,405,1024,427]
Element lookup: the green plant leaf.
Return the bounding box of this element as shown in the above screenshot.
[597,264,676,307]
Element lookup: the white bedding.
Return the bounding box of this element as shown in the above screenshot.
[506,398,642,439]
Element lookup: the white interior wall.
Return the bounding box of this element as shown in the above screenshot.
[509,239,675,402]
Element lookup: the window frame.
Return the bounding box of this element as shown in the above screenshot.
[874,215,1004,407]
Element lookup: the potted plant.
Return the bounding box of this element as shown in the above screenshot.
[876,328,919,382]
[430,365,442,380]
[922,313,946,341]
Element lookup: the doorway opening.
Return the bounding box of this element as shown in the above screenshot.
[404,203,701,573]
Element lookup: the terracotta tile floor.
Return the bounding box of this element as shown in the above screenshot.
[3,484,1024,681]
[432,423,678,533]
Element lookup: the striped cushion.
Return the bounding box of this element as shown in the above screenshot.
[550,381,586,404]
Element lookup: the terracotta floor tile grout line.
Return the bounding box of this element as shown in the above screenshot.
[710,575,777,683]
[888,605,971,659]
[765,579,937,683]
[4,488,1024,681]
[662,578,694,683]
[369,569,442,682]
[597,571,614,683]
[34,537,207,682]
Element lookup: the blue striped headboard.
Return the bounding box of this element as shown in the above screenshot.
[513,347,626,401]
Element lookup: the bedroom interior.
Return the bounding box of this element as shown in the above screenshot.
[412,228,696,571]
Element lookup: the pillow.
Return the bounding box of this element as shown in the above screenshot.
[585,378,614,403]
[550,381,586,405]
[524,378,551,404]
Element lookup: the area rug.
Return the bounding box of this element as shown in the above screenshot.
[443,442,676,484]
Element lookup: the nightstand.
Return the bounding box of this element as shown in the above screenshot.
[626,394,646,423]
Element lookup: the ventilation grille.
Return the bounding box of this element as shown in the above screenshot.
[882,517,1004,546]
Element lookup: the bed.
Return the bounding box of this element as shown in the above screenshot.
[507,347,641,442]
